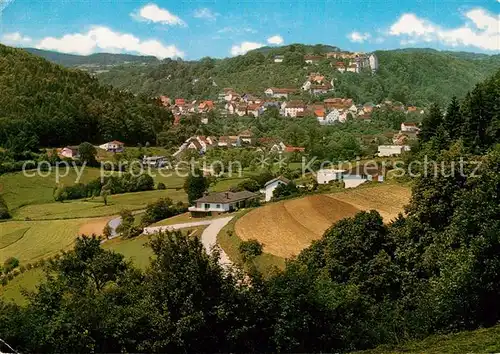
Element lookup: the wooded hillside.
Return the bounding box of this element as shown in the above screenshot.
[0,44,171,151]
[95,44,500,106]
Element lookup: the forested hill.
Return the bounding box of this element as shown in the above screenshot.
[23,48,159,67]
[0,44,171,151]
[94,45,500,106]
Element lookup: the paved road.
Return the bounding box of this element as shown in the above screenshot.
[107,210,144,240]
[108,216,122,239]
[143,216,234,266]
[143,220,215,234]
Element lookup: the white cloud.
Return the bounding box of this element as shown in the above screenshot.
[193,8,218,21]
[218,26,257,34]
[132,3,186,27]
[230,41,264,56]
[2,32,32,45]
[36,26,184,59]
[267,35,284,45]
[348,31,371,43]
[388,8,500,51]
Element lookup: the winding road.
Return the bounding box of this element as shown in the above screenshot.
[143,217,234,266]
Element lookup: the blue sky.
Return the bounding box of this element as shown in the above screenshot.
[0,0,498,59]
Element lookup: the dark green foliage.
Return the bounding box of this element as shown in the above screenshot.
[140,198,187,226]
[0,44,171,149]
[237,178,261,192]
[251,170,275,188]
[116,209,141,238]
[3,257,19,274]
[0,194,10,219]
[78,142,98,166]
[51,173,154,202]
[238,239,263,261]
[443,96,463,140]
[420,103,444,143]
[272,181,299,200]
[157,182,166,190]
[183,168,209,204]
[418,70,500,153]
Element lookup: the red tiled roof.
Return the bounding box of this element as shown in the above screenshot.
[286,100,306,108]
[285,146,305,153]
[314,109,325,117]
[247,103,262,110]
[267,87,297,94]
[175,98,185,106]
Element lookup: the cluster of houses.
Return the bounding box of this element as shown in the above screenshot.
[273,51,379,74]
[188,161,389,218]
[375,122,421,157]
[159,96,215,125]
[173,131,305,157]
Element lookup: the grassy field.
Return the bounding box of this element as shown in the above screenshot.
[12,189,187,220]
[357,325,500,353]
[0,218,112,264]
[0,268,45,305]
[235,184,411,259]
[217,210,286,275]
[1,227,206,305]
[0,167,104,211]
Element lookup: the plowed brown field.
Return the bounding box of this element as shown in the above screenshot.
[235,184,410,258]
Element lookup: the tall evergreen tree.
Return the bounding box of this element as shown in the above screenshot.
[443,96,463,140]
[419,103,444,143]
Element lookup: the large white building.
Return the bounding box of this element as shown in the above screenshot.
[377,145,410,157]
[317,169,346,184]
[369,54,379,72]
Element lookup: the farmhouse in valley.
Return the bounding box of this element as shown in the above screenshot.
[99,140,124,152]
[401,122,419,133]
[263,176,290,202]
[188,191,259,217]
[60,146,79,159]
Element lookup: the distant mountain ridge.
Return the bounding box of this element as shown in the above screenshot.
[22,45,500,107]
[23,48,160,67]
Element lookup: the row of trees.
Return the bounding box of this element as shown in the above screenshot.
[53,173,155,203]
